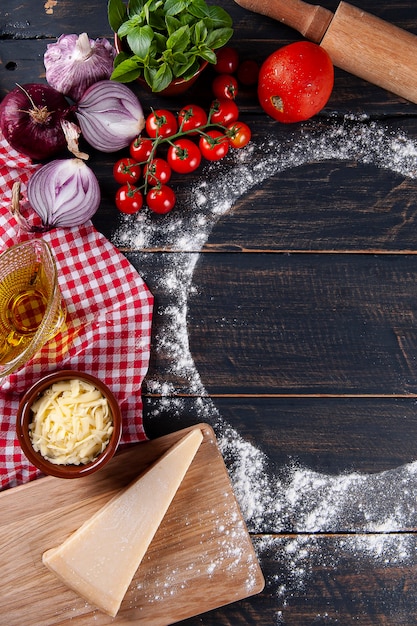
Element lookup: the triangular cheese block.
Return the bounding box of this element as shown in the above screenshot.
[42,427,203,617]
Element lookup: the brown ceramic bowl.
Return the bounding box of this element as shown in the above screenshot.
[16,370,122,479]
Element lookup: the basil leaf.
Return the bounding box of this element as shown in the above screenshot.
[128,0,147,17]
[205,27,234,49]
[165,15,182,36]
[191,20,207,45]
[173,55,197,77]
[112,51,131,72]
[118,15,143,38]
[206,6,233,27]
[108,0,128,32]
[182,58,201,79]
[187,0,210,19]
[127,25,155,58]
[171,51,189,65]
[166,25,190,52]
[110,57,142,82]
[152,32,167,53]
[164,0,187,17]
[152,63,174,91]
[197,46,217,64]
[145,0,165,26]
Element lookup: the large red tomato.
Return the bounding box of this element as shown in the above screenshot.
[258,41,334,123]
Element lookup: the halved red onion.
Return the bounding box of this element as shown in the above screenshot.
[27,158,101,229]
[75,80,145,152]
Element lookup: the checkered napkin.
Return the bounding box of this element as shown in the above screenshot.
[0,133,154,490]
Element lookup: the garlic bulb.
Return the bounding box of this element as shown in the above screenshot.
[44,33,116,102]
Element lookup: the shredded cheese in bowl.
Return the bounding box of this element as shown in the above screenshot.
[29,378,114,465]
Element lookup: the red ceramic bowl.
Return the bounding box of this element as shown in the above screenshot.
[16,370,122,479]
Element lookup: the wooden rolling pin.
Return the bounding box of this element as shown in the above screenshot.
[234,0,417,104]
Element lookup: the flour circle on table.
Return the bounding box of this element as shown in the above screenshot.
[112,117,417,605]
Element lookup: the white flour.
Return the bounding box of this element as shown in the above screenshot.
[112,116,417,619]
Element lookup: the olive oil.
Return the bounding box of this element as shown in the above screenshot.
[0,241,65,373]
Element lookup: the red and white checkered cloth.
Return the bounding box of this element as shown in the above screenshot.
[0,133,154,490]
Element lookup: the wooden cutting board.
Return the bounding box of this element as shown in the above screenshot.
[0,423,264,625]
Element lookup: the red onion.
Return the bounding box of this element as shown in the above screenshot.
[27,158,101,229]
[44,33,116,102]
[75,80,145,152]
[0,83,72,161]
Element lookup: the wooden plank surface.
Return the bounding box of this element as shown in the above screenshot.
[0,425,264,625]
[3,0,417,623]
[144,396,417,476]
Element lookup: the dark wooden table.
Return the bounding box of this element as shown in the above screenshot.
[3,0,417,624]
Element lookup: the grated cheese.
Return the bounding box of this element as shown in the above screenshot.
[29,378,114,465]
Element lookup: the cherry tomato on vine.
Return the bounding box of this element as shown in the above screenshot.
[167,138,202,174]
[210,99,239,126]
[115,185,143,214]
[147,185,176,214]
[227,121,251,148]
[129,136,153,162]
[177,104,208,134]
[212,74,238,100]
[113,157,141,185]
[146,109,178,138]
[214,46,239,74]
[258,41,334,123]
[144,158,172,186]
[237,59,259,86]
[199,130,229,161]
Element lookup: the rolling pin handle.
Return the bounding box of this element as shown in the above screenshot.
[233,0,333,42]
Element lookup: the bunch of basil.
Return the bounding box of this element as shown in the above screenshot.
[108,0,234,92]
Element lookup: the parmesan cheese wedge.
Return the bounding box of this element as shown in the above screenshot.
[42,427,203,617]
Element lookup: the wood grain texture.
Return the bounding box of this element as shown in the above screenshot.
[133,252,417,394]
[143,396,417,475]
[0,425,264,625]
[232,0,333,41]
[321,1,417,104]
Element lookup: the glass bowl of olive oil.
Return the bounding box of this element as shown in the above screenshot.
[0,239,65,377]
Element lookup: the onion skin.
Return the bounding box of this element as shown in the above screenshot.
[27,158,101,230]
[75,80,145,152]
[44,33,116,102]
[0,83,72,161]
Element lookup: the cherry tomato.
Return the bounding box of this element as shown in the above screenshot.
[258,41,334,123]
[167,138,202,174]
[115,185,143,214]
[146,109,178,138]
[214,47,239,74]
[210,99,239,126]
[227,121,251,148]
[144,158,172,186]
[199,130,229,161]
[147,185,176,214]
[178,104,208,134]
[129,136,153,162]
[113,157,141,185]
[212,74,238,100]
[237,59,259,86]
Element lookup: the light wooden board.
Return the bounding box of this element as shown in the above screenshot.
[0,423,264,625]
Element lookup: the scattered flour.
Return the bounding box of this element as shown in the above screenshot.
[111,116,417,618]
[113,115,417,252]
